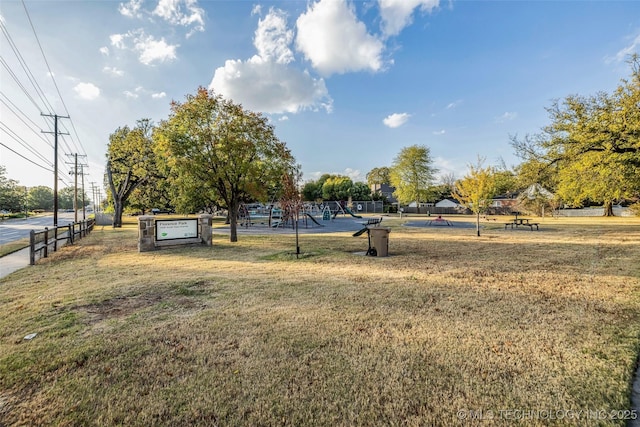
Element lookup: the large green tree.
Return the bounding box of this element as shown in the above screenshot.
[106,119,158,227]
[513,156,559,195]
[301,174,330,202]
[512,55,640,215]
[58,186,90,211]
[28,186,54,211]
[0,165,24,212]
[321,176,354,201]
[155,88,294,242]
[452,159,497,237]
[389,145,437,213]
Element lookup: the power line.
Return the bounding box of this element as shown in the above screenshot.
[0,141,53,172]
[0,17,54,114]
[21,0,88,159]
[0,2,94,191]
[0,91,53,147]
[0,56,44,113]
[0,121,52,166]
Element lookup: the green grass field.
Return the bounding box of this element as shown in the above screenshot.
[1,215,639,426]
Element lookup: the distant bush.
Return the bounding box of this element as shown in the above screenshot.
[628,203,640,217]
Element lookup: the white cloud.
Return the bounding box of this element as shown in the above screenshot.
[308,168,366,183]
[103,66,124,76]
[99,46,109,56]
[135,34,178,65]
[432,129,445,135]
[254,8,294,65]
[210,55,332,114]
[446,100,462,109]
[343,168,365,182]
[378,0,439,38]
[278,115,289,121]
[123,90,138,99]
[153,0,205,35]
[383,112,410,128]
[433,156,463,182]
[110,30,178,65]
[73,82,100,100]
[119,0,143,18]
[251,4,262,16]
[295,0,385,76]
[608,32,640,63]
[152,92,167,99]
[110,34,126,49]
[496,111,518,122]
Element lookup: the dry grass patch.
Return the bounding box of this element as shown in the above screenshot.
[1,217,639,425]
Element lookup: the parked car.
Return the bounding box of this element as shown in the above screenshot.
[151,208,173,215]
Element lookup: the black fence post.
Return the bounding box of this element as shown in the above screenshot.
[44,227,49,258]
[30,230,35,265]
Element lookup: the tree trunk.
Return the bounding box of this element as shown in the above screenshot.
[113,199,123,228]
[476,211,481,237]
[603,200,615,217]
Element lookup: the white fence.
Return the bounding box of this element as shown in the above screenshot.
[556,207,633,217]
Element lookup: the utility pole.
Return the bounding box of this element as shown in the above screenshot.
[90,182,97,214]
[80,164,86,220]
[42,113,69,227]
[66,153,87,223]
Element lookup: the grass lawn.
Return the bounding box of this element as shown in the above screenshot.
[0,238,29,258]
[1,215,639,426]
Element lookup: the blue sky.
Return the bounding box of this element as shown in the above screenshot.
[1,0,639,191]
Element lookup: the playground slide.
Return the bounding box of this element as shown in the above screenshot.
[304,213,325,226]
[344,206,363,219]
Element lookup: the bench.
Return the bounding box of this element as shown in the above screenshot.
[361,217,382,227]
[505,222,539,230]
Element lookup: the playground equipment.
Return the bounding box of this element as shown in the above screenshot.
[322,205,331,221]
[331,202,363,219]
[426,215,452,226]
[237,203,333,230]
[238,204,252,228]
[303,212,324,227]
[270,208,283,228]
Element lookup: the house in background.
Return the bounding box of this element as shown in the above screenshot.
[435,198,460,208]
[370,183,397,203]
[489,193,519,214]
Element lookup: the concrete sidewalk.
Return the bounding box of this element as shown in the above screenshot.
[0,247,30,279]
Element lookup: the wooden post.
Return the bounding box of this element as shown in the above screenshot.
[44,228,49,258]
[30,230,35,265]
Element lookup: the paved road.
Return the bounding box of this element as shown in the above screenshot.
[0,213,76,245]
[0,212,87,279]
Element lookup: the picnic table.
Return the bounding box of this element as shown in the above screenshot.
[504,214,539,230]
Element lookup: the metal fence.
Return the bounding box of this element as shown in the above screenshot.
[305,201,384,214]
[29,219,95,265]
